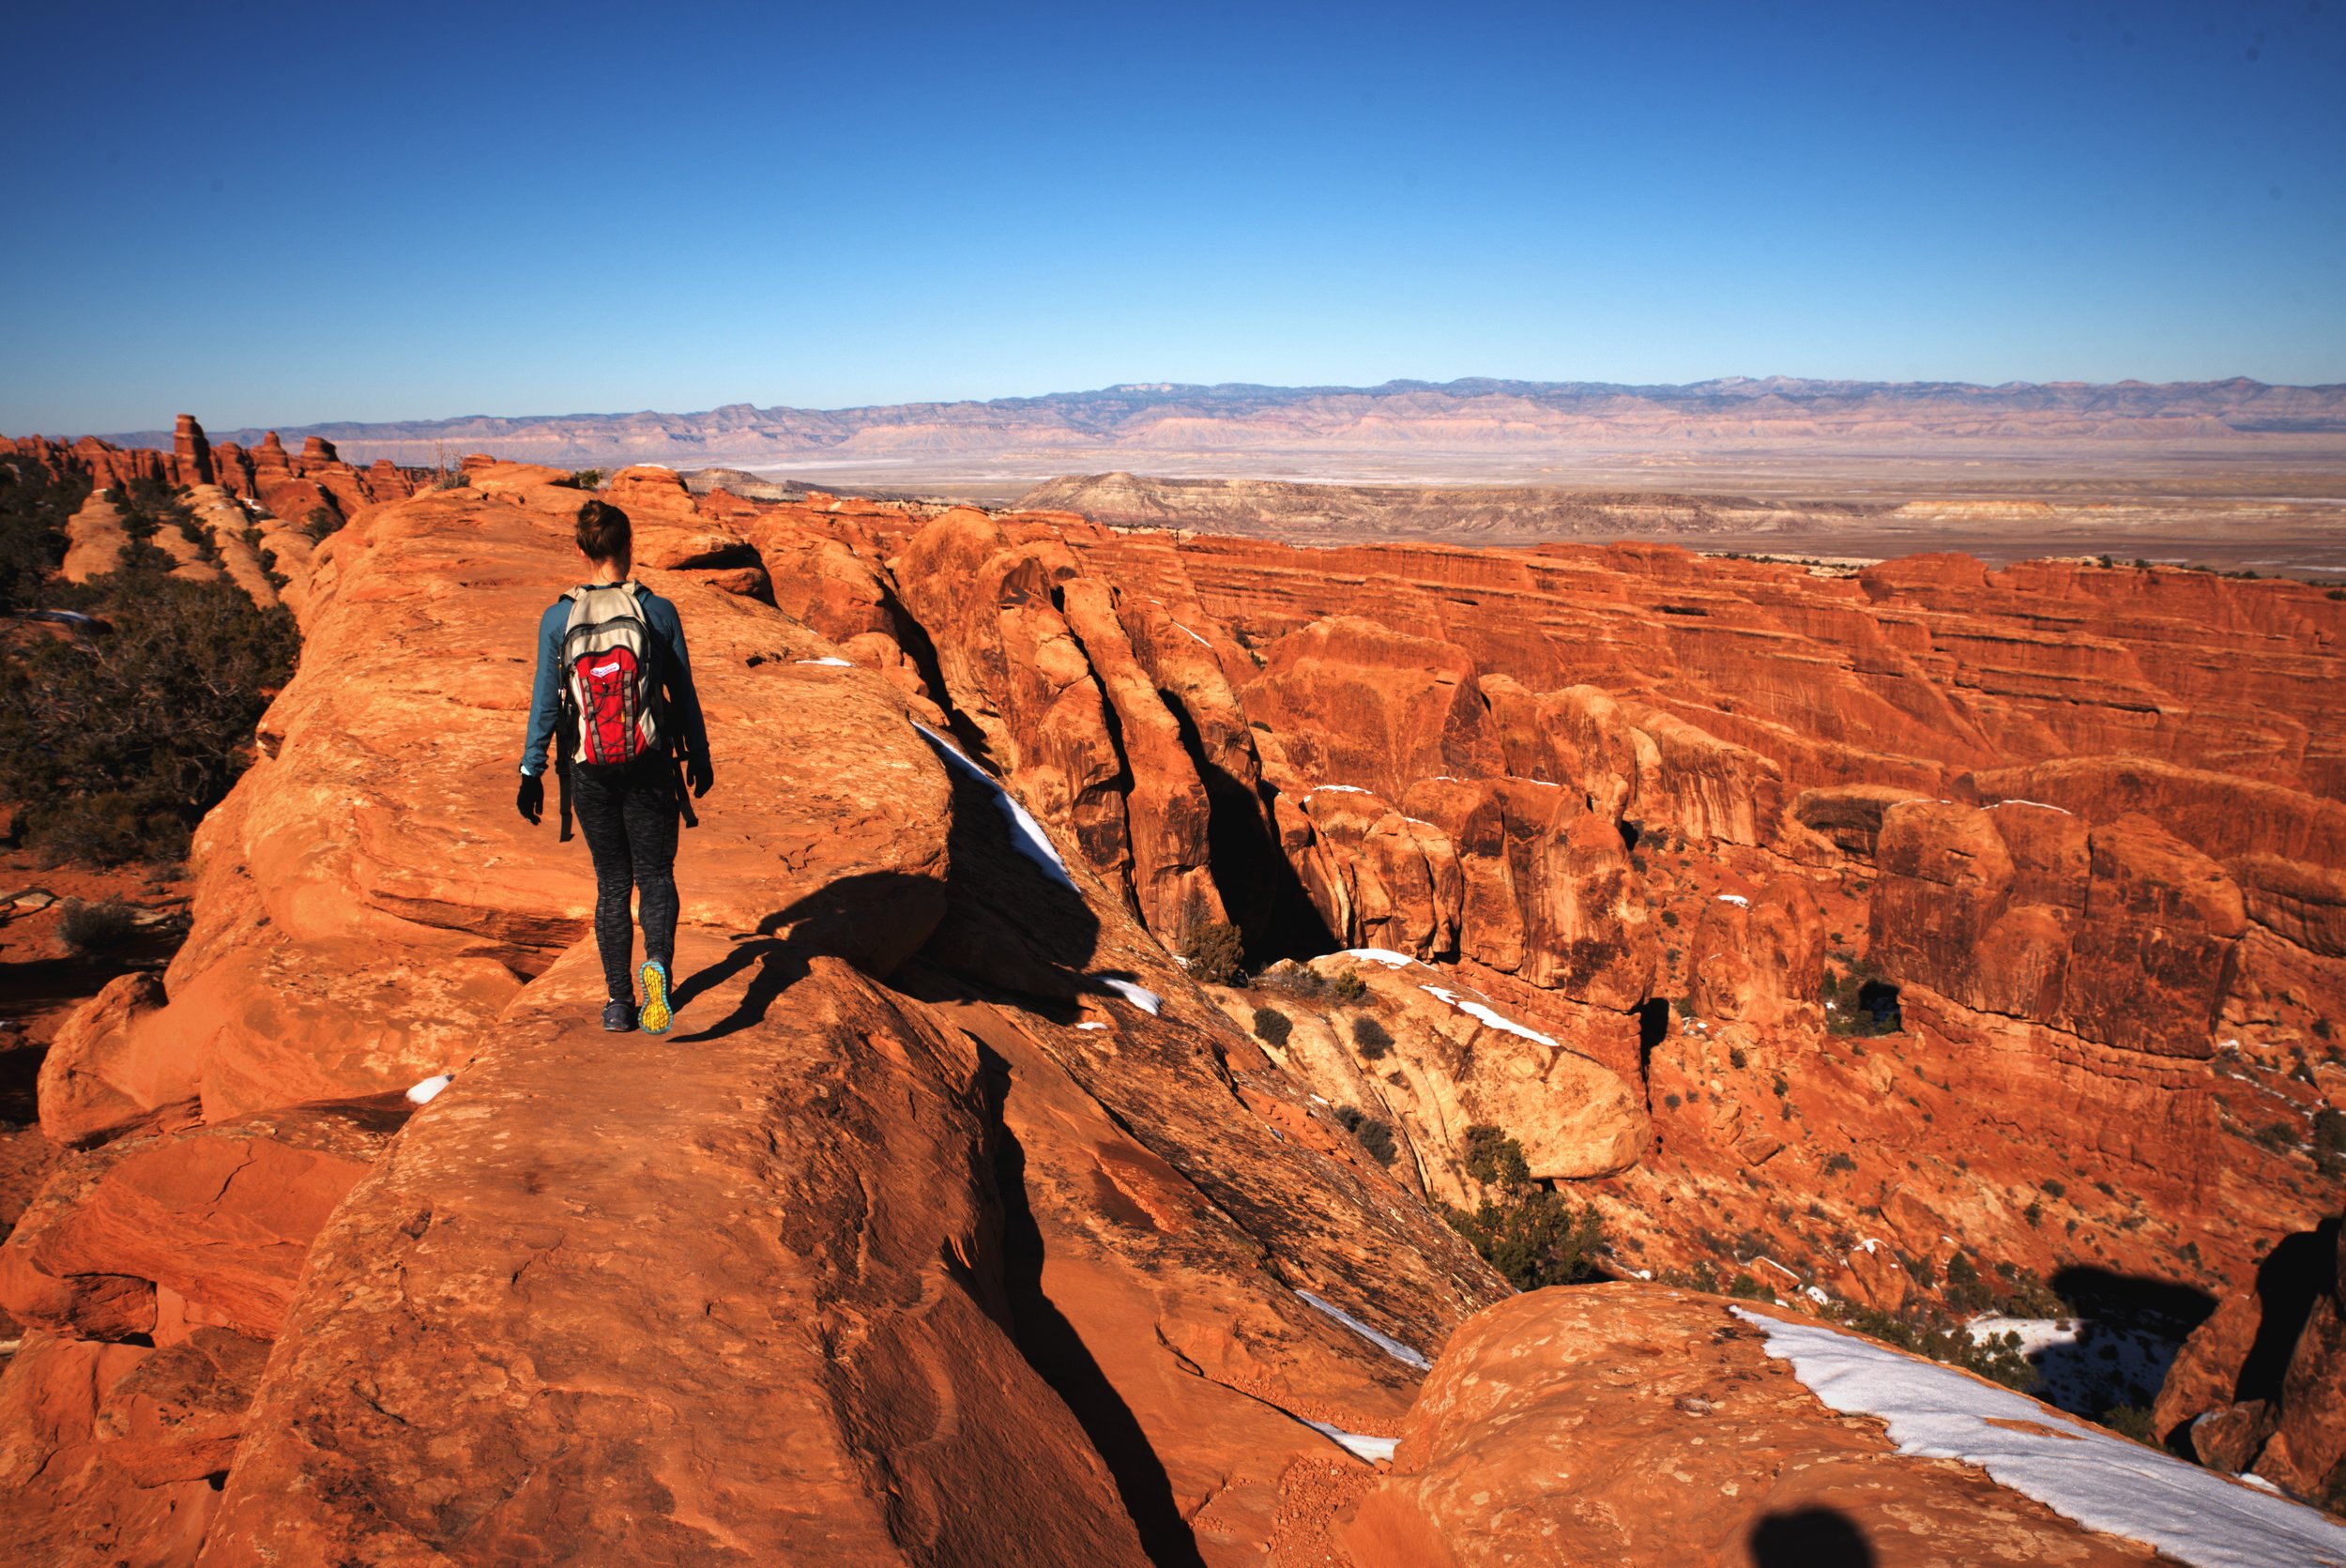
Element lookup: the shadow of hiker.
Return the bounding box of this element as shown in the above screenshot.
[1749,1506,1878,1568]
[670,865,961,1042]
[670,722,1121,1039]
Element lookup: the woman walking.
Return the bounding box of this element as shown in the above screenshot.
[516,499,713,1033]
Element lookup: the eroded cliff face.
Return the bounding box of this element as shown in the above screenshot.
[739,500,2342,1342]
[8,460,2345,1559]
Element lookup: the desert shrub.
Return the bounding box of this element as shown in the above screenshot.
[1729,1046,1748,1069]
[1462,1123,1531,1188]
[1444,1179,1608,1292]
[1944,1252,1993,1314]
[1181,920,1245,986]
[1831,1303,2034,1390]
[0,453,89,611]
[1664,1092,1682,1110]
[0,557,297,866]
[1251,1007,1291,1048]
[1329,967,1369,1004]
[1352,1015,1394,1059]
[1333,1105,1399,1165]
[2100,1404,2157,1445]
[2041,1179,2066,1199]
[1729,1271,1770,1301]
[565,468,606,490]
[302,505,343,542]
[2330,588,2346,601]
[58,895,139,955]
[1660,908,1679,927]
[2314,1109,2346,1156]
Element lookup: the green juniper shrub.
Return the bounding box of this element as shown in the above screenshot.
[1729,1046,1748,1070]
[1443,1123,1607,1289]
[1352,1015,1394,1059]
[302,505,343,542]
[1729,1271,1770,1301]
[1329,967,1370,1005]
[2100,1405,2157,1445]
[0,513,298,865]
[0,454,89,610]
[1251,1006,1291,1048]
[1830,1303,2034,1391]
[2041,1179,2066,1199]
[565,468,606,491]
[1181,920,1246,986]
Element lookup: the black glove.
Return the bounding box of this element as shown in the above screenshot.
[517,772,543,824]
[687,753,713,799]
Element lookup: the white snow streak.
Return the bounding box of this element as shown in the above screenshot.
[1296,1289,1433,1371]
[1097,977,1163,1015]
[1301,1418,1398,1464]
[795,656,854,667]
[1715,893,1752,907]
[913,723,1077,892]
[1992,799,2075,815]
[1419,985,1559,1047]
[1340,947,1417,968]
[1169,618,1213,649]
[405,1074,452,1104]
[1733,1307,2346,1568]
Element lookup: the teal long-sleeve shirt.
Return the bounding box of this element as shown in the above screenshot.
[519,586,709,776]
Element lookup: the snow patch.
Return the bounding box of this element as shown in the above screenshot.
[1733,1307,2346,1568]
[1419,985,1559,1047]
[405,1074,452,1105]
[1308,784,1372,797]
[1715,893,1752,907]
[914,723,1076,892]
[1992,799,2075,815]
[1296,1289,1433,1371]
[1301,1418,1398,1464]
[795,656,854,667]
[1097,977,1163,1015]
[1341,947,1417,968]
[1969,1315,2180,1416]
[1169,618,1213,648]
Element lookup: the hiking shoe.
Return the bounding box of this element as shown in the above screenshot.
[602,999,636,1032]
[638,959,674,1036]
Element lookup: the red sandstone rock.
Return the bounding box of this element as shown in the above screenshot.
[1242,617,1501,799]
[1341,1286,2165,1567]
[172,415,214,486]
[202,945,1154,1566]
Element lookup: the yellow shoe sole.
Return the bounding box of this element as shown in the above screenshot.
[638,961,673,1035]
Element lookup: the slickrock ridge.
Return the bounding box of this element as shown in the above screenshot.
[203,943,1151,1567]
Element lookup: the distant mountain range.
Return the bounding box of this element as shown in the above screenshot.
[110,377,2346,471]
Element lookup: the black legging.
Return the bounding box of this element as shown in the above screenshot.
[571,756,679,1002]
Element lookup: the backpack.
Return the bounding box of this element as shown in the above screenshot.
[558,582,662,768]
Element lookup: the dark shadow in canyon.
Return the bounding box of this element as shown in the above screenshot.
[981,1040,1208,1568]
[1156,690,1335,966]
[2234,1218,2342,1405]
[1749,1506,1877,1567]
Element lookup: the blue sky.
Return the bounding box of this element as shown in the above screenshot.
[3,0,2341,433]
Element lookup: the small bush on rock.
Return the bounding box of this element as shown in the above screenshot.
[1181,921,1246,986]
[1352,1016,1394,1059]
[59,895,139,955]
[1445,1122,1607,1289]
[1251,1007,1291,1048]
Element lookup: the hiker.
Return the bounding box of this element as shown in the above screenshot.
[515,499,712,1034]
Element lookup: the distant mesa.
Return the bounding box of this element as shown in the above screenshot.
[97,376,2346,474]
